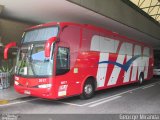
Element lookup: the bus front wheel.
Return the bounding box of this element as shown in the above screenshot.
[80,78,95,100]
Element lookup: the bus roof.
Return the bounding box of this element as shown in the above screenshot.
[25,22,152,48]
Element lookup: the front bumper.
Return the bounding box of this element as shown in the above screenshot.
[14,85,57,99]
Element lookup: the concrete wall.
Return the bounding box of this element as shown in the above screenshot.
[0,18,33,45]
[68,0,160,40]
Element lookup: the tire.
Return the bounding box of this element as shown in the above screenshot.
[80,79,95,100]
[138,73,144,85]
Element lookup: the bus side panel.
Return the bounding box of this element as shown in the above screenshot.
[89,33,153,91]
[60,25,81,69]
[56,25,82,97]
[89,31,125,89]
[143,47,153,80]
[56,25,154,98]
[76,51,100,92]
[77,28,101,92]
[147,49,154,80]
[56,25,100,97]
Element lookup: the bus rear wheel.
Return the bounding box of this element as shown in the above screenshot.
[138,73,144,85]
[80,79,95,100]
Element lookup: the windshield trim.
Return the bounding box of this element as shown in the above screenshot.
[20,41,46,46]
[21,25,60,44]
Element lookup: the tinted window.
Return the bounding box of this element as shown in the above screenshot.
[56,47,70,75]
[119,42,133,55]
[143,47,150,57]
[90,35,119,53]
[134,45,141,56]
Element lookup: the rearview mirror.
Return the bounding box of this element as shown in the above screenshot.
[4,42,17,60]
[45,37,57,58]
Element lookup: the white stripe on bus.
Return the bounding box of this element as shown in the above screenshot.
[96,53,109,87]
[123,56,132,83]
[107,55,125,86]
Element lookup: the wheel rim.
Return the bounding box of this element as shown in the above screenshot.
[84,84,93,95]
[140,76,143,84]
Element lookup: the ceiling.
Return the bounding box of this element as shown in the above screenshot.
[130,0,160,23]
[0,0,160,48]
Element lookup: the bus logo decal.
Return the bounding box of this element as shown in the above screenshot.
[98,55,141,72]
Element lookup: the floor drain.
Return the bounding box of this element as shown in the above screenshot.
[0,100,9,105]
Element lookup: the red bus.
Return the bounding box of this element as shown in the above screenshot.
[4,22,154,99]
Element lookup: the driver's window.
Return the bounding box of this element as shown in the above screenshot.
[56,47,70,75]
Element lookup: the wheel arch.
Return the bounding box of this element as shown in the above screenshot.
[80,75,97,94]
[139,71,144,79]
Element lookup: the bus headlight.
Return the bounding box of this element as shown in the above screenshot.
[15,81,19,85]
[38,84,52,88]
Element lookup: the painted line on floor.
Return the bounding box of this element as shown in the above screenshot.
[0,81,160,107]
[52,81,160,107]
[78,81,160,107]
[0,98,39,107]
[57,101,84,107]
[36,98,85,107]
[0,100,9,105]
[142,85,155,89]
[89,96,121,107]
[80,88,135,106]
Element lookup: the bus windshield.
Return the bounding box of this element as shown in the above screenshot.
[23,26,58,43]
[15,43,54,77]
[15,26,58,77]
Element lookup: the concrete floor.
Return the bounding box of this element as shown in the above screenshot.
[0,77,160,115]
[0,86,28,100]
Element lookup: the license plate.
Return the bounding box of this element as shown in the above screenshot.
[24,90,31,95]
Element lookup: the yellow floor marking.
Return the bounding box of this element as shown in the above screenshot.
[0,100,9,105]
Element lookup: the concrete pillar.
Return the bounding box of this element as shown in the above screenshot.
[0,18,33,45]
[0,5,3,14]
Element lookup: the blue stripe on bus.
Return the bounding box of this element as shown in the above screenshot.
[98,55,141,72]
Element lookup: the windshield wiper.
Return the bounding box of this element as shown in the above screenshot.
[17,45,37,76]
[17,58,25,75]
[28,44,37,76]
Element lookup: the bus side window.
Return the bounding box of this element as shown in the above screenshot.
[56,47,70,75]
